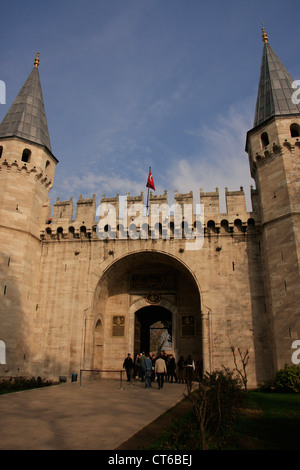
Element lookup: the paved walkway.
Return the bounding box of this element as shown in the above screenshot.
[0,378,187,450]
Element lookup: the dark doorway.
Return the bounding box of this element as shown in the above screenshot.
[134,305,172,355]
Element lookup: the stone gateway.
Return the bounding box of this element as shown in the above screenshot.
[0,29,299,388]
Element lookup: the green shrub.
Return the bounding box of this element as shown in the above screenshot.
[273,364,300,393]
[0,376,53,394]
[187,368,246,449]
[202,369,245,435]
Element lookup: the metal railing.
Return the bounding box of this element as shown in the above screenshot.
[79,369,125,389]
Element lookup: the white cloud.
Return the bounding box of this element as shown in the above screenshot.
[51,96,256,215]
[164,97,255,211]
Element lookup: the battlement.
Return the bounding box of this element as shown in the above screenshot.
[0,158,53,189]
[41,187,259,241]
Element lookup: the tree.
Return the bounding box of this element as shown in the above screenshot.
[186,368,245,450]
[231,346,249,393]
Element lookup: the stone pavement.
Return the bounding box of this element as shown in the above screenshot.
[0,378,187,450]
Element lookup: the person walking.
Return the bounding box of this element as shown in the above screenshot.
[134,353,140,379]
[177,355,186,384]
[123,353,133,382]
[151,353,156,382]
[142,353,153,388]
[168,354,177,383]
[139,352,146,382]
[186,354,195,389]
[155,353,167,389]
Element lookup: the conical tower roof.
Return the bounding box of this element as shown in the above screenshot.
[0,53,52,153]
[254,28,300,127]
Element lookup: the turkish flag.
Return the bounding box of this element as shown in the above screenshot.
[146,170,155,190]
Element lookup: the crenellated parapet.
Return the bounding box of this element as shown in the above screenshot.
[246,117,300,178]
[41,187,260,241]
[0,158,53,188]
[200,186,259,234]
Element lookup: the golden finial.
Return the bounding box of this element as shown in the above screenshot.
[261,22,268,44]
[34,52,40,68]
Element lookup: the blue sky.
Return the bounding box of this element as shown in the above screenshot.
[1,0,299,212]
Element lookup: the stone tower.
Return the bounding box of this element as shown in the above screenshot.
[246,28,300,372]
[0,54,58,373]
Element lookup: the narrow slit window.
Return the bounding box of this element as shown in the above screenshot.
[21,148,31,163]
[290,123,300,138]
[261,132,269,147]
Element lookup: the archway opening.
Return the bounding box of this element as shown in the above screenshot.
[134,305,172,356]
[92,250,203,372]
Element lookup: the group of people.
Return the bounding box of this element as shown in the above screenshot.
[123,351,202,389]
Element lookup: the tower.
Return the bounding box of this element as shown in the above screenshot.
[246,28,300,372]
[0,54,58,375]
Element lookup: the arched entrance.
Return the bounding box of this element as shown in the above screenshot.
[134,305,172,355]
[91,250,203,372]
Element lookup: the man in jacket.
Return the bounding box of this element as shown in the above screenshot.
[142,353,153,388]
[155,353,167,389]
[123,353,133,382]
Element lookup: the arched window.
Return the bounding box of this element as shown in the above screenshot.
[234,219,243,231]
[290,123,300,138]
[69,226,75,238]
[93,319,103,370]
[0,340,6,364]
[0,146,3,158]
[207,220,215,233]
[261,132,269,147]
[80,226,87,238]
[220,219,229,232]
[57,227,63,240]
[169,221,175,237]
[45,160,50,169]
[141,223,149,239]
[247,218,255,232]
[21,148,31,163]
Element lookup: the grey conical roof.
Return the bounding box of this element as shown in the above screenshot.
[0,64,52,152]
[254,41,300,127]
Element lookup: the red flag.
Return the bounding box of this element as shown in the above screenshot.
[146,170,155,191]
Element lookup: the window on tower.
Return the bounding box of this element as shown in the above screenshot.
[261,132,269,147]
[21,148,31,163]
[290,123,300,138]
[0,146,3,158]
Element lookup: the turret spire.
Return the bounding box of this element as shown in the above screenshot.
[34,52,40,68]
[261,23,268,44]
[253,28,300,127]
[0,53,52,153]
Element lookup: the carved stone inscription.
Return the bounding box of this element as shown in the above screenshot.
[112,315,125,336]
[130,274,177,292]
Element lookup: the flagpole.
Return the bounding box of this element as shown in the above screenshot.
[146,166,151,216]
